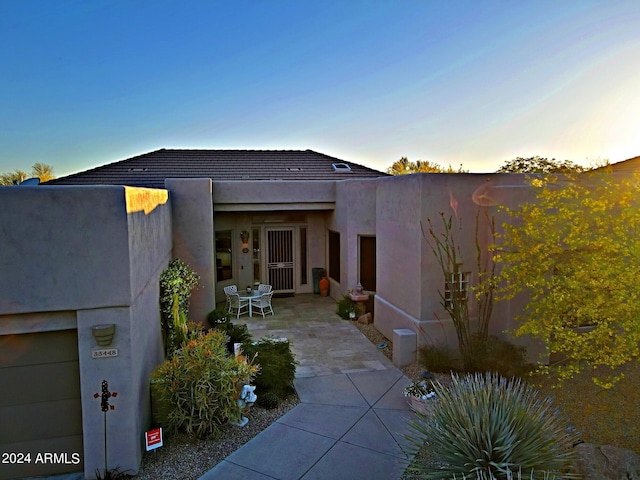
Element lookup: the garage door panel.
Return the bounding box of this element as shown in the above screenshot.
[0,398,82,444]
[0,330,78,367]
[0,361,81,406]
[0,328,83,480]
[0,435,84,480]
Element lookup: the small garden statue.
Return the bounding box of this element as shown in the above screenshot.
[230,384,257,427]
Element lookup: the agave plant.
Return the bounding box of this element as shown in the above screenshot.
[405,372,580,479]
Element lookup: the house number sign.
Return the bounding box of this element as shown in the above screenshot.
[92,348,119,359]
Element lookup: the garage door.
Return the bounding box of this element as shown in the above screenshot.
[0,329,83,479]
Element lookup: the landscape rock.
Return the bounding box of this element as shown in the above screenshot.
[357,312,373,324]
[575,442,640,480]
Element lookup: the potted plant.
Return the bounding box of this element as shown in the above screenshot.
[403,379,436,415]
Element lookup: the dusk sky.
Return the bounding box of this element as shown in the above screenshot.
[2,1,639,177]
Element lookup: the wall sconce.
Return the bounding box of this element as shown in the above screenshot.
[92,324,116,346]
[240,230,250,253]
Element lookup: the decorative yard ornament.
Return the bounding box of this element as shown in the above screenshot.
[93,380,119,478]
[230,384,257,427]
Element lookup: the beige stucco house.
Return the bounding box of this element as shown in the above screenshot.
[1,148,541,478]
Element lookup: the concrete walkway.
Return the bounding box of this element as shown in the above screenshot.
[200,294,417,480]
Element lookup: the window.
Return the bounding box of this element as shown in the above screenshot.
[215,231,233,281]
[252,228,261,284]
[328,230,340,282]
[359,236,376,291]
[300,227,308,285]
[444,264,470,308]
[331,163,351,172]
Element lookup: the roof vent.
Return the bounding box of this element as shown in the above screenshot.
[286,167,303,172]
[128,167,148,172]
[332,163,351,172]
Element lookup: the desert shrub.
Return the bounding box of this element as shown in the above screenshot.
[257,390,280,410]
[150,328,258,437]
[462,334,532,378]
[406,373,580,479]
[336,294,357,319]
[242,337,297,399]
[419,343,460,373]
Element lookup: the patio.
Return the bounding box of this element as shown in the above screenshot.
[225,293,396,378]
[204,293,418,480]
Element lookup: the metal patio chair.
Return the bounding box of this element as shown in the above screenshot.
[228,292,249,319]
[251,291,274,318]
[223,285,238,313]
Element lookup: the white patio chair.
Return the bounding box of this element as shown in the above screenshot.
[251,291,274,318]
[228,292,249,319]
[223,285,238,313]
[258,283,272,294]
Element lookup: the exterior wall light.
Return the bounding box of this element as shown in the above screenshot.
[240,230,250,253]
[92,324,116,346]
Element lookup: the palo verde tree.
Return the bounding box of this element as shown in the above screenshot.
[494,170,640,387]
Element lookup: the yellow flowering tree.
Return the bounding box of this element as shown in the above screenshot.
[495,170,640,387]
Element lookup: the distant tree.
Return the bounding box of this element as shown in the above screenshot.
[0,170,29,185]
[496,156,585,174]
[387,157,467,175]
[0,163,55,185]
[31,162,55,183]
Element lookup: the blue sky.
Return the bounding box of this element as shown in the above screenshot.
[1,1,639,177]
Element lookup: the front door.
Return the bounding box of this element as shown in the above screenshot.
[267,228,295,293]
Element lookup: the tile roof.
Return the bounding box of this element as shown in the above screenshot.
[46,149,388,188]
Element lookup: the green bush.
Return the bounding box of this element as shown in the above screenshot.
[419,343,460,373]
[406,373,580,479]
[241,337,297,399]
[207,308,230,326]
[336,294,357,319]
[209,309,253,355]
[159,259,200,357]
[215,322,252,348]
[462,334,532,378]
[257,391,280,410]
[150,328,259,438]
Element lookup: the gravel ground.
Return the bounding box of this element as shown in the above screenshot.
[134,396,299,480]
[133,320,425,479]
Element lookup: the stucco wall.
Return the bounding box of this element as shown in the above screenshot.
[374,175,424,321]
[1,186,133,314]
[0,185,171,479]
[372,173,540,359]
[328,179,378,298]
[212,180,336,210]
[165,178,216,323]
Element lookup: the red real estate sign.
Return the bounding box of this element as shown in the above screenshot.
[145,427,163,451]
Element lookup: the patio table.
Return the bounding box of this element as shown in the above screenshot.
[236,290,262,317]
